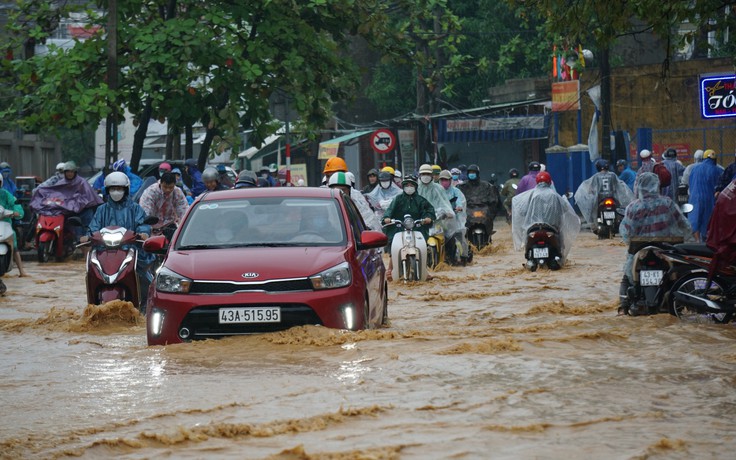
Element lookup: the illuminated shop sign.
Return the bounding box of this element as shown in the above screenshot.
[701,73,736,119]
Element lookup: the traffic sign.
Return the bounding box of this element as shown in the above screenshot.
[370,129,396,154]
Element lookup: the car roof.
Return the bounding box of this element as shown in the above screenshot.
[198,186,339,201]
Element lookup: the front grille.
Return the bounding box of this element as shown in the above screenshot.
[180,304,323,340]
[189,278,313,294]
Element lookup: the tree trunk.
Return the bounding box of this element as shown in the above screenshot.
[198,127,217,170]
[130,98,152,172]
[185,124,193,160]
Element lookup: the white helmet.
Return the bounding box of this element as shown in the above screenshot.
[693,149,704,161]
[104,171,130,189]
[640,149,651,159]
[201,167,219,182]
[56,162,66,172]
[345,171,355,187]
[394,170,402,179]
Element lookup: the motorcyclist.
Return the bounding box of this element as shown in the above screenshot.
[681,149,704,187]
[93,159,143,196]
[382,175,436,281]
[450,168,462,187]
[268,163,282,187]
[511,171,580,268]
[431,164,442,183]
[139,172,188,230]
[366,171,402,222]
[637,149,656,175]
[0,162,17,197]
[0,174,26,283]
[458,163,500,241]
[202,167,230,192]
[184,159,206,197]
[660,148,685,201]
[616,159,636,191]
[501,168,520,224]
[234,170,258,188]
[618,172,693,315]
[216,164,234,188]
[574,159,634,235]
[688,149,723,242]
[516,161,542,194]
[322,157,381,231]
[418,163,458,242]
[81,172,155,310]
[39,162,66,188]
[362,168,379,194]
[439,169,469,264]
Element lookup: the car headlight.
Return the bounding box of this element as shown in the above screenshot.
[310,262,351,290]
[156,266,192,293]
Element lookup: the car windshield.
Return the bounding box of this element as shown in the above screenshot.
[176,196,346,249]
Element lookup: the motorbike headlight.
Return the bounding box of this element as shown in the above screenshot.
[156,266,192,293]
[101,228,125,248]
[403,217,415,229]
[310,262,351,290]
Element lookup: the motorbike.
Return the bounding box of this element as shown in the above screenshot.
[35,214,82,262]
[80,217,158,314]
[385,215,428,282]
[658,243,736,323]
[596,195,623,239]
[0,206,16,280]
[426,223,446,270]
[466,204,495,249]
[523,223,562,271]
[676,183,689,207]
[622,237,684,316]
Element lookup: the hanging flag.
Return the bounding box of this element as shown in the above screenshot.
[552,45,558,79]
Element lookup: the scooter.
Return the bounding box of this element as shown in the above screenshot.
[466,204,495,249]
[524,223,563,271]
[80,217,158,313]
[426,223,445,270]
[0,206,16,286]
[385,215,428,282]
[596,195,623,239]
[622,237,684,316]
[35,214,81,263]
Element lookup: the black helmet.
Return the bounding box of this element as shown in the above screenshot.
[367,168,379,177]
[509,168,519,178]
[467,164,480,173]
[663,148,677,159]
[378,171,392,182]
[595,159,609,171]
[402,175,419,188]
[528,161,541,171]
[616,159,627,168]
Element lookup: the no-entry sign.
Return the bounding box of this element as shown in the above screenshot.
[371,129,396,154]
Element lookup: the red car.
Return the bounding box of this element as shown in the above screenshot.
[143,187,388,345]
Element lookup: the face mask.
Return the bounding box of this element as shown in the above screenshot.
[420,175,432,184]
[468,173,478,180]
[215,228,234,242]
[452,175,458,181]
[440,180,451,190]
[380,180,391,189]
[403,186,416,195]
[109,190,125,202]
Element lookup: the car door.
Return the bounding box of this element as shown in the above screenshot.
[341,194,383,323]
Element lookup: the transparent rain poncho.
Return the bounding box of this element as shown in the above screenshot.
[574,170,634,229]
[350,188,382,231]
[511,183,581,262]
[418,180,460,237]
[365,182,402,222]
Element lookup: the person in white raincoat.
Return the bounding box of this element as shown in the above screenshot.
[512,171,580,265]
[365,171,402,223]
[439,169,470,263]
[574,159,634,233]
[417,164,459,240]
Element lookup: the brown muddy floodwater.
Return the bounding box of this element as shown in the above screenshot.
[1,223,735,459]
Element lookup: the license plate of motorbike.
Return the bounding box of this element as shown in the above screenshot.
[533,247,549,258]
[219,307,281,324]
[603,211,616,220]
[640,270,663,286]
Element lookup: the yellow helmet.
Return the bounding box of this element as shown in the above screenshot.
[431,164,442,174]
[703,149,717,159]
[381,166,395,175]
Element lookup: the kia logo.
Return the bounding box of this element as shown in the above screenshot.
[241,272,259,279]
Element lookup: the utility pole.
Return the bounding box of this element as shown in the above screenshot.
[105,0,118,169]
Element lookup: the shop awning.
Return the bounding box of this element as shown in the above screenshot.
[318,130,372,159]
[436,115,549,143]
[318,130,372,147]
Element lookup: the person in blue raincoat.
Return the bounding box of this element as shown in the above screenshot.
[688,149,723,242]
[82,172,154,310]
[93,159,143,196]
[616,159,636,191]
[184,159,206,197]
[0,162,18,197]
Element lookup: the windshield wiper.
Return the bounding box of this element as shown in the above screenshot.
[239,242,294,247]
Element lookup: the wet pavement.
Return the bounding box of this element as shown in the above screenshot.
[1,223,734,459]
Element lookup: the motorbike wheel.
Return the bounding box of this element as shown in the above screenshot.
[381,281,389,326]
[670,274,727,323]
[0,253,10,276]
[427,245,439,270]
[37,240,53,263]
[405,254,418,282]
[472,232,485,250]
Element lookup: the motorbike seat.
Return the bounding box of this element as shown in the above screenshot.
[674,243,714,258]
[628,237,683,255]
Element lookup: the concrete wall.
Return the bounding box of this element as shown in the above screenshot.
[0,133,62,178]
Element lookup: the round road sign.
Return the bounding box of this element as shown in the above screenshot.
[370,129,396,154]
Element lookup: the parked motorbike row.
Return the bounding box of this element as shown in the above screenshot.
[624,237,736,323]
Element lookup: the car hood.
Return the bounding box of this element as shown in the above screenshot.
[165,246,350,281]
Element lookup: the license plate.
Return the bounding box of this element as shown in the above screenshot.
[640,270,663,286]
[219,307,281,324]
[533,247,549,258]
[603,211,616,220]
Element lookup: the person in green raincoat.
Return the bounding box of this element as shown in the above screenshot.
[382,175,435,280]
[0,175,26,292]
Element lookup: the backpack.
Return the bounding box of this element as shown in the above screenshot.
[653,163,672,188]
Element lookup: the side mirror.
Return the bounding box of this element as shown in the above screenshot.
[143,235,168,253]
[358,230,388,250]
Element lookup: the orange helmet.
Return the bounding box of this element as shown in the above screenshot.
[323,157,348,174]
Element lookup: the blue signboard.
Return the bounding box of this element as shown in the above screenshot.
[700,73,736,119]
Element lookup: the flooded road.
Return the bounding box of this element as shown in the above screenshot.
[1,223,735,459]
